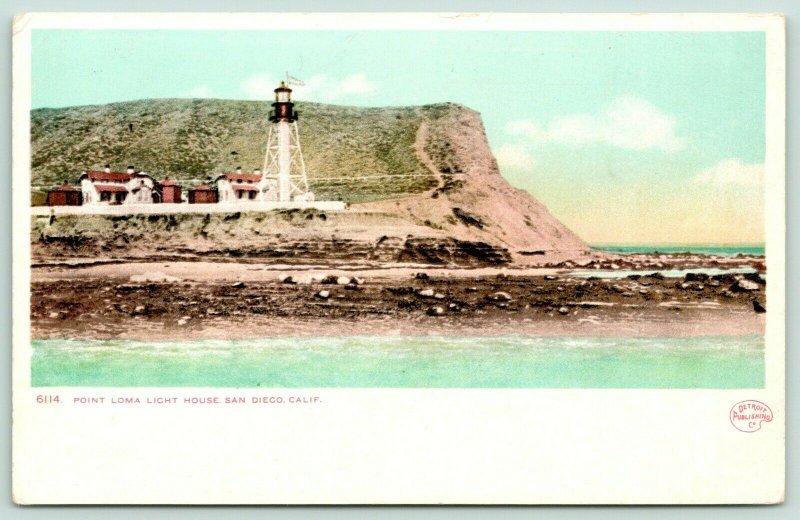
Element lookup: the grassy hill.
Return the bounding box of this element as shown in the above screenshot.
[31,98,589,262]
[31,99,453,202]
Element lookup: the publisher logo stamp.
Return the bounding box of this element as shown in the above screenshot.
[730,400,773,433]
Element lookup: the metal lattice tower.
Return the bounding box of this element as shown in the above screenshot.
[260,81,313,202]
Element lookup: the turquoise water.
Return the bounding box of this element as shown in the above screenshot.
[591,244,765,256]
[31,335,764,389]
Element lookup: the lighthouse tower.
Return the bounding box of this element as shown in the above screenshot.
[260,81,314,203]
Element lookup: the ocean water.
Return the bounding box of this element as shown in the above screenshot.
[591,244,765,256]
[31,335,764,389]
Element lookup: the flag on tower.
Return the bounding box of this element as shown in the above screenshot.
[287,75,305,86]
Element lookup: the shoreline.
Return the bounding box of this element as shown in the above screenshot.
[31,260,767,341]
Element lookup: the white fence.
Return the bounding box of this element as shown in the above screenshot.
[31,201,347,217]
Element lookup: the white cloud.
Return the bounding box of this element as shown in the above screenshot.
[186,85,214,98]
[494,144,536,170]
[241,73,277,100]
[507,96,687,152]
[691,159,765,186]
[338,73,378,95]
[241,73,378,102]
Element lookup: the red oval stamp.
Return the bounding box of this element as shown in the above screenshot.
[730,400,773,433]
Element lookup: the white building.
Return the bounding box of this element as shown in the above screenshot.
[79,165,156,205]
[216,167,264,203]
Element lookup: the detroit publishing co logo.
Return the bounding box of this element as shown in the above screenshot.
[730,400,774,433]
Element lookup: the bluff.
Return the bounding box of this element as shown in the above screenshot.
[31,99,587,265]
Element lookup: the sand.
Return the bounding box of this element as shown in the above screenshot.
[30,261,766,340]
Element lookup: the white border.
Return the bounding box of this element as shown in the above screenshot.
[11,12,786,505]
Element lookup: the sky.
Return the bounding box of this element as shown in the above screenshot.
[31,30,766,245]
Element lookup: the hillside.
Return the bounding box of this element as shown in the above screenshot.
[32,99,440,202]
[31,98,588,264]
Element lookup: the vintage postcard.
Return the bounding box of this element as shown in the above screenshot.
[12,12,785,504]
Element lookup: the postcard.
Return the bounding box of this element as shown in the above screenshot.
[12,12,785,504]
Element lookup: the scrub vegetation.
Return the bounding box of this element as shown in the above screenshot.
[31,98,447,202]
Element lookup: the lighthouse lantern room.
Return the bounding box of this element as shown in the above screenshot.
[261,81,313,203]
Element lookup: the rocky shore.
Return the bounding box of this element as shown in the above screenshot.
[30,258,767,340]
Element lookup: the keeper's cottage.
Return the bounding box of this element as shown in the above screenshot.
[80,165,156,205]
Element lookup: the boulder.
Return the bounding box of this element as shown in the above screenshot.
[558,306,570,315]
[491,291,513,301]
[417,288,435,297]
[743,272,766,284]
[733,279,760,292]
[426,306,445,317]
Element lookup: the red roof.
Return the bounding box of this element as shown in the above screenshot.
[82,171,133,181]
[94,185,128,193]
[191,184,215,191]
[220,172,262,183]
[232,185,259,192]
[51,185,78,192]
[160,179,180,186]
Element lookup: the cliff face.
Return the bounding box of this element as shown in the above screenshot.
[358,104,587,255]
[31,99,587,264]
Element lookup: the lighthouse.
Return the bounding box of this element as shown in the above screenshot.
[260,81,313,203]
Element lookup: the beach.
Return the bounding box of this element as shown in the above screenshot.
[30,256,767,340]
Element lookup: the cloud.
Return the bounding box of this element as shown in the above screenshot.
[338,73,378,95]
[691,159,765,186]
[186,85,214,98]
[506,96,687,152]
[241,73,378,101]
[241,74,277,100]
[494,144,535,170]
